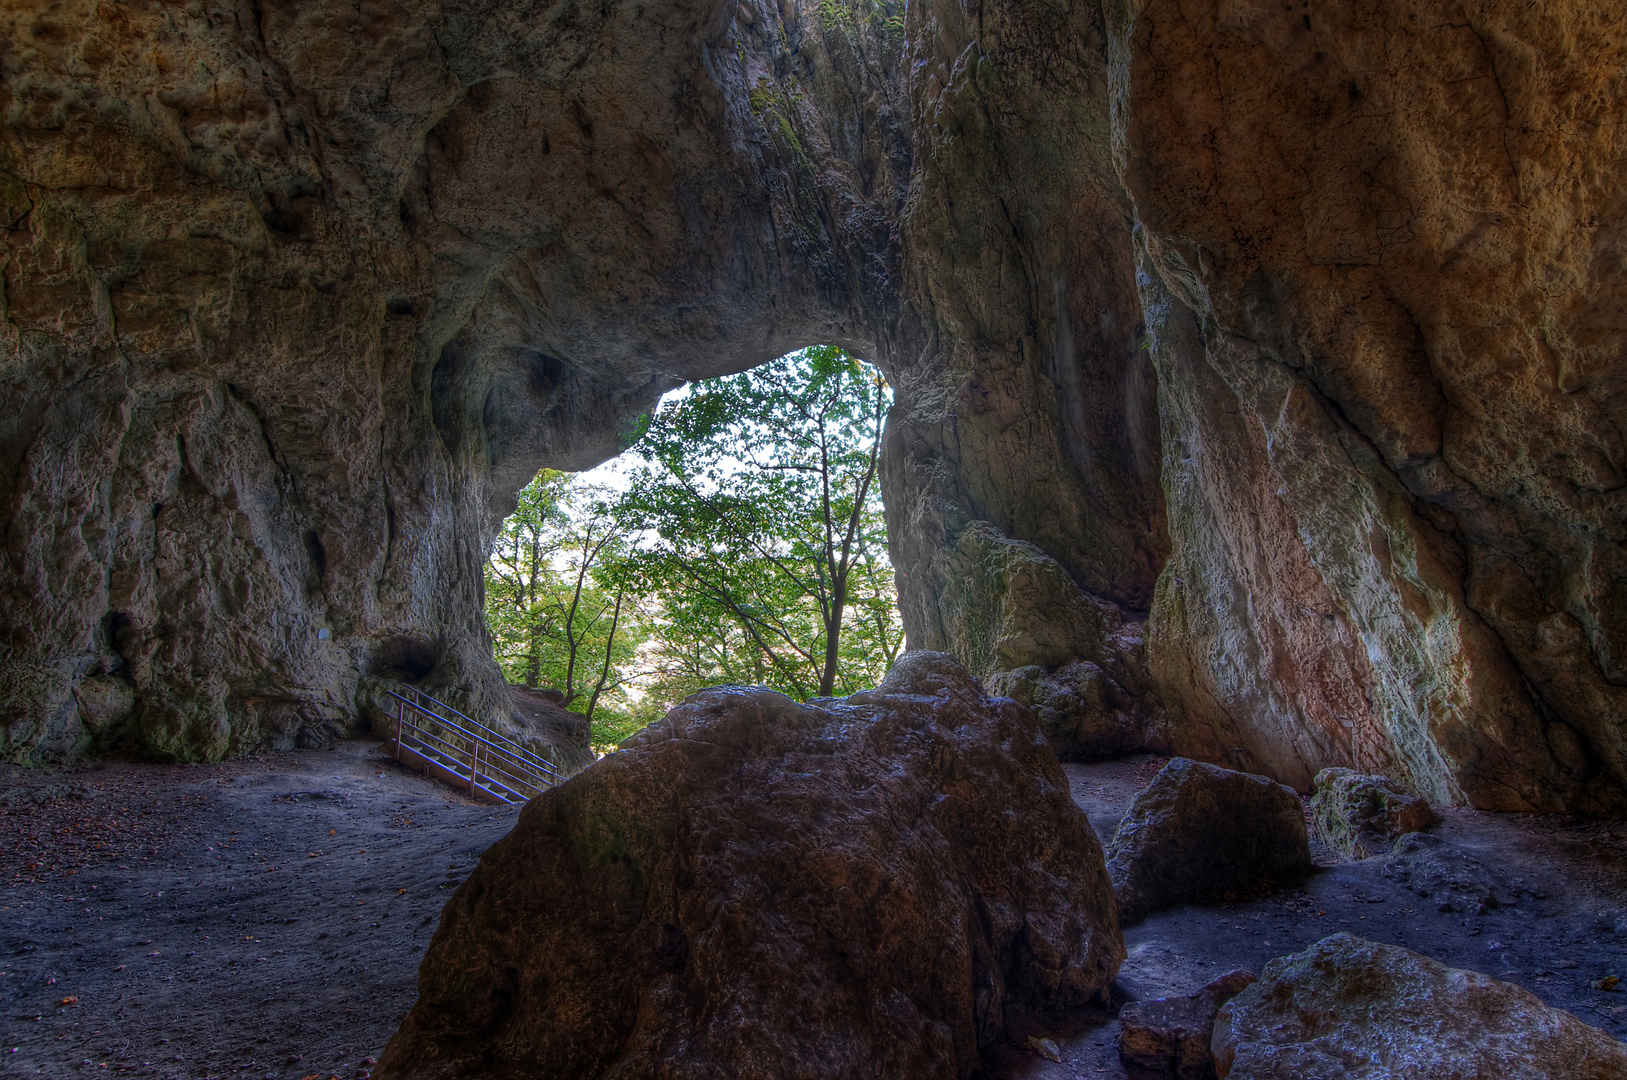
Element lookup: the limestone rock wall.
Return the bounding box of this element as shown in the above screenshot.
[0,0,900,759]
[1116,0,1627,813]
[3,0,1625,815]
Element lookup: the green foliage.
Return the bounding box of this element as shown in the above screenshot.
[619,345,901,705]
[483,347,904,754]
[484,472,647,750]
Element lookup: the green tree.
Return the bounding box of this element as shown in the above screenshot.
[484,475,644,724]
[618,345,900,700]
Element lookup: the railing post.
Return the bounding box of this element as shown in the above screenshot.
[469,739,478,795]
[393,697,404,763]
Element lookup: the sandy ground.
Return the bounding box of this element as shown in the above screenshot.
[4,745,1625,1078]
[2,741,519,1079]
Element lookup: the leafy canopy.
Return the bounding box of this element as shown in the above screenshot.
[482,345,903,751]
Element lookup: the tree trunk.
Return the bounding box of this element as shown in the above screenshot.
[819,582,845,697]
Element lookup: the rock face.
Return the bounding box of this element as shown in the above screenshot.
[1125,1,1627,814]
[985,658,1169,761]
[1119,969,1257,1080]
[3,0,1626,816]
[376,653,1123,1079]
[1212,933,1627,1079]
[1310,768,1437,860]
[1107,759,1312,923]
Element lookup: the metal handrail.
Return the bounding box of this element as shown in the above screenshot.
[393,705,544,800]
[388,687,564,780]
[384,687,563,801]
[387,688,566,781]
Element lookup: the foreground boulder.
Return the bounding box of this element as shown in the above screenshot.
[1119,969,1257,1080]
[1107,759,1312,922]
[1213,934,1627,1078]
[1310,768,1437,860]
[378,653,1123,1080]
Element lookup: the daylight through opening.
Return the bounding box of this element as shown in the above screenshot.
[483,346,902,752]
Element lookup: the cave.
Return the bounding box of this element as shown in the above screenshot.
[3,0,1626,1075]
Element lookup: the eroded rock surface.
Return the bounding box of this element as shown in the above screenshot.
[3,0,1626,819]
[986,658,1168,761]
[377,653,1123,1079]
[1107,758,1312,923]
[1212,933,1627,1079]
[1125,1,1627,814]
[1382,831,1544,914]
[1310,767,1437,860]
[1119,968,1256,1080]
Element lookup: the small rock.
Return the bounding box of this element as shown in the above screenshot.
[1106,759,1313,923]
[1027,1035,1062,1062]
[1309,768,1436,860]
[1119,969,1256,1079]
[1212,933,1627,1079]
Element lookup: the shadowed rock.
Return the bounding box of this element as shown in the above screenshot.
[1311,767,1437,860]
[1212,934,1627,1079]
[377,653,1123,1080]
[1107,759,1312,923]
[985,659,1170,762]
[1119,968,1257,1080]
[1382,832,1543,914]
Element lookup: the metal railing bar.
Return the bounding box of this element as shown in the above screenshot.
[385,691,563,780]
[402,727,475,768]
[385,689,564,778]
[384,686,562,800]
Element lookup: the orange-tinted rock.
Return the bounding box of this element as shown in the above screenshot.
[1119,0,1627,813]
[1119,969,1257,1080]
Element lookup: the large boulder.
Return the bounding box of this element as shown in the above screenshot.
[1310,768,1437,860]
[1107,759,1313,922]
[378,653,1123,1080]
[1212,934,1627,1079]
[1119,968,1257,1080]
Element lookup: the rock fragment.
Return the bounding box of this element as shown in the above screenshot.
[378,653,1123,1080]
[1382,832,1540,913]
[1106,758,1312,922]
[1310,767,1436,860]
[1212,933,1627,1079]
[985,660,1165,760]
[1119,968,1257,1079]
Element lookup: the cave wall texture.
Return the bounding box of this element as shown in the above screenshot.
[1,0,1623,814]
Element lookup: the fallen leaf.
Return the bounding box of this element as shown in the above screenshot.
[59,997,78,1005]
[1594,975,1621,991]
[1025,1036,1061,1063]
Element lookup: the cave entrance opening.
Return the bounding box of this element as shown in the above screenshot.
[484,345,903,752]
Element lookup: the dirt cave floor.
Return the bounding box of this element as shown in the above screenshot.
[3,747,1627,1079]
